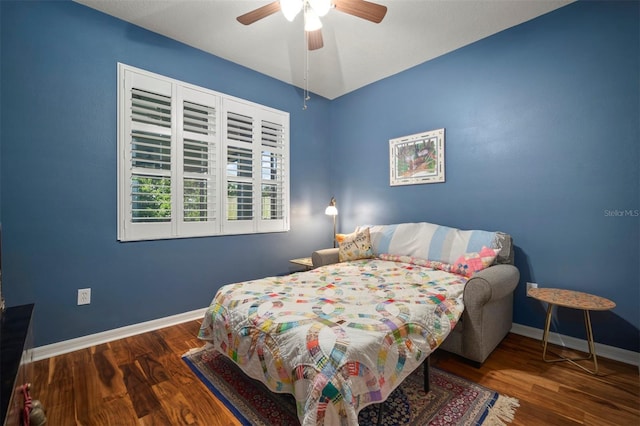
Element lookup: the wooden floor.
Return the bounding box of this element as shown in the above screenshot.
[29,321,639,425]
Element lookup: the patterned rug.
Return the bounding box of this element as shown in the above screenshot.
[183,346,519,426]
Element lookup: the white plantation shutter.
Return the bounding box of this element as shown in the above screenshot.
[224,103,256,234]
[178,88,220,237]
[259,117,287,232]
[223,100,289,234]
[118,64,288,241]
[120,71,174,241]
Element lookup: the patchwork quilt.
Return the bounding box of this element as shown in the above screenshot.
[198,258,467,426]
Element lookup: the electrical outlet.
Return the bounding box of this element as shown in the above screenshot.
[526,282,538,297]
[78,288,91,305]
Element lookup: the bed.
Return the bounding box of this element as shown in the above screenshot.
[198,223,506,425]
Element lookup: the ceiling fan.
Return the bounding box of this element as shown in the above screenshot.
[237,0,388,51]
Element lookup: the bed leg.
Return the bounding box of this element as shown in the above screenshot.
[377,356,429,424]
[423,356,430,393]
[376,400,384,426]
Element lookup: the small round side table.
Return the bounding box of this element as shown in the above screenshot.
[528,287,615,375]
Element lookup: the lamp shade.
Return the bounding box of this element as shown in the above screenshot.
[325,205,338,216]
[325,197,338,215]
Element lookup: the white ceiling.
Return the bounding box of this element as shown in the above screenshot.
[74,0,574,100]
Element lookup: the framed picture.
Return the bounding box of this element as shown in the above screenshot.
[389,128,445,186]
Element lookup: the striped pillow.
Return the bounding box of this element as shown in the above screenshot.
[356,222,499,265]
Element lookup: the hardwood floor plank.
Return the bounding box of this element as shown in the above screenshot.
[138,408,174,426]
[511,404,582,426]
[146,330,173,354]
[29,323,639,426]
[523,384,587,423]
[120,362,163,419]
[93,348,118,389]
[136,353,171,385]
[153,380,202,425]
[93,347,129,401]
[87,395,139,426]
[40,402,77,426]
[583,411,634,426]
[557,383,640,425]
[73,348,119,426]
[109,338,137,366]
[35,356,75,408]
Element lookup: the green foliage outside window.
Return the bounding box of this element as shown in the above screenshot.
[132,177,171,222]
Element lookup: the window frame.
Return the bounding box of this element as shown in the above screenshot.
[117,63,290,241]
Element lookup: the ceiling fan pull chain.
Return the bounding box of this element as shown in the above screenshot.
[303,13,310,110]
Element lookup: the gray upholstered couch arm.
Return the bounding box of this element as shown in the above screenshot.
[312,248,339,267]
[463,264,520,307]
[441,263,520,364]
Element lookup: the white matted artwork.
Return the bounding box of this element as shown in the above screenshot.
[389,128,445,186]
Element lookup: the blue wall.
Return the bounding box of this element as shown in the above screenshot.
[0,0,333,346]
[1,1,638,353]
[330,0,639,352]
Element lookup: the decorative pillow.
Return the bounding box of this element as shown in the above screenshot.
[338,228,374,262]
[450,246,500,277]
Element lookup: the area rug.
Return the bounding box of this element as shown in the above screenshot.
[183,346,519,426]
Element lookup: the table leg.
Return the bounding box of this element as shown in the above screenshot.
[541,303,553,362]
[423,356,430,393]
[541,305,600,375]
[583,310,599,374]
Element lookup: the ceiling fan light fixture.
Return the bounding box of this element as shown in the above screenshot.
[309,0,332,17]
[281,0,303,22]
[304,8,323,31]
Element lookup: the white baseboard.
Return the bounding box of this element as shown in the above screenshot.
[32,313,639,368]
[32,308,208,361]
[510,323,639,367]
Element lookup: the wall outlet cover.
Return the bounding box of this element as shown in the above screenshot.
[78,288,91,305]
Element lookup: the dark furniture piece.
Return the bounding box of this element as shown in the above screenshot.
[1,304,34,426]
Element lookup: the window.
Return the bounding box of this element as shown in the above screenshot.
[118,64,289,241]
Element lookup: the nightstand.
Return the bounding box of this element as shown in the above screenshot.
[1,304,35,425]
[289,257,314,271]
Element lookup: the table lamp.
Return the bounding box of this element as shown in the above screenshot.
[324,197,338,248]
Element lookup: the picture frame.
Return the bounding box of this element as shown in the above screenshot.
[389,128,445,186]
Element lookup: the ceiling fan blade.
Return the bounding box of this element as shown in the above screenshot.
[333,0,387,24]
[237,1,281,25]
[307,29,324,50]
